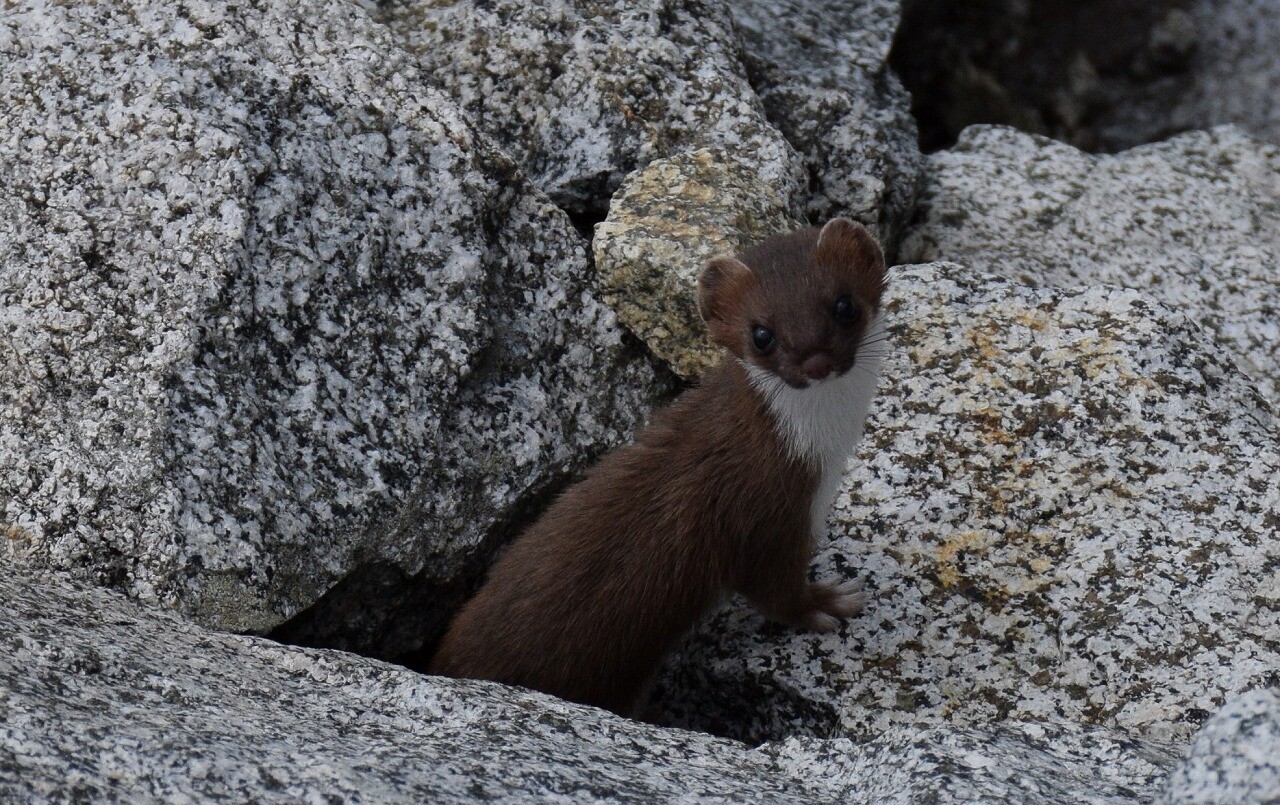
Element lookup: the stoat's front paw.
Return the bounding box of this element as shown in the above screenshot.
[801,579,866,632]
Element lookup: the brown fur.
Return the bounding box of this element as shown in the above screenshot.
[430,219,887,715]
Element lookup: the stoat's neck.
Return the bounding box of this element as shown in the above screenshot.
[740,315,885,472]
[739,315,885,537]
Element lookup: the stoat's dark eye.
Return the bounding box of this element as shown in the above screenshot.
[751,325,776,354]
[835,295,860,323]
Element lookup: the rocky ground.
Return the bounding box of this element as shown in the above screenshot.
[2,0,1278,801]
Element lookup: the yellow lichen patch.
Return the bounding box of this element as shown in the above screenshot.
[5,523,36,560]
[934,530,993,587]
[965,323,1003,364]
[971,406,1014,445]
[1014,310,1050,331]
[936,529,989,564]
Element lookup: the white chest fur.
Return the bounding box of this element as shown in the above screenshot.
[742,315,885,538]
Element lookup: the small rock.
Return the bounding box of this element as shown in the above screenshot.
[592,147,805,379]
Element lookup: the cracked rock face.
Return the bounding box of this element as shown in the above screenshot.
[0,568,1179,803]
[650,262,1280,746]
[0,0,663,652]
[900,125,1280,401]
[379,0,805,219]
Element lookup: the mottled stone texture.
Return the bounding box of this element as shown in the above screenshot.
[769,721,1179,804]
[592,148,805,379]
[651,262,1280,745]
[1160,689,1280,804]
[0,0,663,651]
[732,0,921,248]
[379,0,805,219]
[0,568,1179,803]
[900,125,1280,400]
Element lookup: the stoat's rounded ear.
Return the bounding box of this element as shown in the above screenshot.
[815,217,884,269]
[697,255,753,323]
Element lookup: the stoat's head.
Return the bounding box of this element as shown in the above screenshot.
[697,218,887,390]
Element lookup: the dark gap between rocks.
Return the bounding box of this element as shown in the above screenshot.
[267,456,586,668]
[890,0,1199,153]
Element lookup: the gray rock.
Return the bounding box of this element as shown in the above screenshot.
[0,0,664,653]
[0,567,1178,802]
[379,0,805,218]
[899,125,1280,401]
[650,262,1280,745]
[1160,689,1280,804]
[732,0,921,249]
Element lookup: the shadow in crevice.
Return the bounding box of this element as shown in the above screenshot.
[642,664,844,747]
[889,0,1199,153]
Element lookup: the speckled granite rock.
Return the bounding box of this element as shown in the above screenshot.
[900,125,1280,400]
[0,0,663,652]
[650,262,1280,745]
[592,148,805,378]
[732,0,921,248]
[0,568,1179,802]
[1159,689,1280,804]
[769,720,1179,804]
[379,0,805,219]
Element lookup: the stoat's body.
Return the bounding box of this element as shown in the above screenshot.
[431,218,888,715]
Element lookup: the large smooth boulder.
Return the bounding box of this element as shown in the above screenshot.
[0,568,1177,802]
[0,0,664,654]
[900,125,1280,400]
[651,262,1280,745]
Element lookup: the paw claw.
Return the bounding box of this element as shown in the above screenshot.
[811,578,867,618]
[804,611,841,633]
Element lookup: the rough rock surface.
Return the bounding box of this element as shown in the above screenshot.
[0,0,664,653]
[650,262,1280,745]
[1158,689,1280,804]
[733,0,921,248]
[899,125,1280,401]
[767,721,1179,804]
[592,148,805,379]
[0,568,1179,802]
[379,0,805,219]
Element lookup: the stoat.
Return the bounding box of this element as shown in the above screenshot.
[431,218,888,715]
